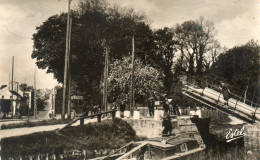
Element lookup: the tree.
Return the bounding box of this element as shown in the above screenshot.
[153,27,177,95]
[173,17,218,76]
[36,89,51,111]
[203,41,221,72]
[32,0,154,105]
[211,40,260,101]
[104,56,164,106]
[174,20,198,75]
[54,85,63,114]
[195,17,217,75]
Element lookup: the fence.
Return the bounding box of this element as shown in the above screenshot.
[58,110,117,132]
[182,72,260,122]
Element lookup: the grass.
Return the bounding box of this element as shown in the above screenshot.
[1,118,139,159]
[0,119,71,130]
[202,146,260,160]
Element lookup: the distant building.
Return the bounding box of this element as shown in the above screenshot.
[0,82,34,118]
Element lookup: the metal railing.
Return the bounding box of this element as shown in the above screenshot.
[181,72,260,122]
[58,110,117,132]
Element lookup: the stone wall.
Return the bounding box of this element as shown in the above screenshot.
[244,123,260,151]
[125,116,203,144]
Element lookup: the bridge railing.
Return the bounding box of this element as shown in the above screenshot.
[204,75,260,109]
[181,72,260,119]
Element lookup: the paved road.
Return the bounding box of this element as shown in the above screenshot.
[37,96,52,119]
[0,97,53,126]
[0,118,97,139]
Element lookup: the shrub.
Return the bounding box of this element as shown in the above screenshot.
[1,118,138,159]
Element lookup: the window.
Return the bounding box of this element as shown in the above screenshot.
[180,143,188,152]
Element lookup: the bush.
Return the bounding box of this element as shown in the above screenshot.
[1,118,139,159]
[1,119,71,130]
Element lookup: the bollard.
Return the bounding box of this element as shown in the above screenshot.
[112,110,116,119]
[97,114,102,123]
[133,110,140,119]
[115,111,120,118]
[80,118,84,125]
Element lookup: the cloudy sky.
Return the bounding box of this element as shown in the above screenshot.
[0,0,259,89]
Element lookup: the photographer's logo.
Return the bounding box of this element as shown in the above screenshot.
[226,126,245,142]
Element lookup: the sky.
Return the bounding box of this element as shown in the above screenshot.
[0,0,259,89]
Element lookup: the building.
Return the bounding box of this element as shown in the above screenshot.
[0,82,34,119]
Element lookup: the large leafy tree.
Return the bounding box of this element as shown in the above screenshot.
[173,17,218,76]
[104,56,164,106]
[32,0,154,105]
[174,20,197,75]
[211,40,260,101]
[153,27,177,95]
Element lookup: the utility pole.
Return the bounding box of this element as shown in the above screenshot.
[67,15,72,119]
[11,56,14,118]
[102,46,109,112]
[53,88,56,117]
[130,34,135,115]
[62,0,72,120]
[34,69,37,119]
[9,73,10,90]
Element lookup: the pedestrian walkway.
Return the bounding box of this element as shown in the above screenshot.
[0,118,97,139]
[182,84,260,123]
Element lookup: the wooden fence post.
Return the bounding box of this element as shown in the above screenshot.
[97,114,102,123]
[112,110,116,119]
[80,118,84,125]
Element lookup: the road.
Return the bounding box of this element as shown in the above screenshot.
[0,96,52,126]
[0,118,97,139]
[37,95,52,119]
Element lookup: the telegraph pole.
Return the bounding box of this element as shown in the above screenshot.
[9,73,10,90]
[103,46,109,112]
[34,69,37,119]
[53,88,56,117]
[130,34,135,115]
[11,56,14,117]
[62,0,72,120]
[67,16,72,119]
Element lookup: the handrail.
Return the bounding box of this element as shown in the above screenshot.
[182,72,260,122]
[100,141,134,160]
[183,86,258,123]
[252,98,260,123]
[180,71,260,109]
[116,142,149,160]
[57,110,116,132]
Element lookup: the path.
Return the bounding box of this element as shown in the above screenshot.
[37,96,52,119]
[0,97,53,127]
[0,118,97,139]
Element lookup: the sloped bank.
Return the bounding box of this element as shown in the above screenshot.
[1,118,139,159]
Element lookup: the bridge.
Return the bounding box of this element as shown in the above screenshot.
[181,73,260,124]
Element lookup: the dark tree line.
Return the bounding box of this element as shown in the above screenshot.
[211,40,260,102]
[32,0,259,107]
[32,0,155,105]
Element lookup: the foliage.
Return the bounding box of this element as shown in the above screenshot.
[104,56,164,105]
[31,0,154,105]
[173,17,219,75]
[36,89,51,111]
[211,40,260,100]
[1,118,139,159]
[54,85,63,114]
[153,27,178,95]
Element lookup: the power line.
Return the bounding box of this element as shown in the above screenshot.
[3,25,31,39]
